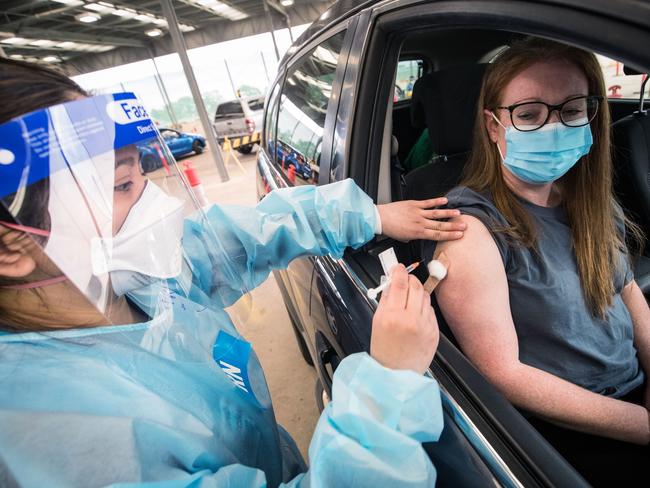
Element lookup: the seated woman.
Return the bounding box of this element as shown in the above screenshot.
[433,37,650,486]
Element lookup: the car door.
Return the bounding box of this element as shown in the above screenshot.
[178,133,194,154]
[257,21,359,367]
[161,130,183,156]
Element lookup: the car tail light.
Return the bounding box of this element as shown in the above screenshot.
[245,118,255,134]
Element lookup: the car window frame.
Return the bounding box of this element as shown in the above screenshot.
[347,2,650,201]
[270,18,357,187]
[263,80,283,166]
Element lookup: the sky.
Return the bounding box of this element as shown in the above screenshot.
[73,24,310,112]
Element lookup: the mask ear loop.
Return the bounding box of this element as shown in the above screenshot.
[0,221,50,237]
[490,111,507,161]
[0,222,69,290]
[0,275,68,290]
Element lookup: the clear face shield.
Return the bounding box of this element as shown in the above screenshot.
[0,93,249,329]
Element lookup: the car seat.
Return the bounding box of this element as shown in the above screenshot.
[401,64,487,201]
[401,64,488,349]
[611,68,650,292]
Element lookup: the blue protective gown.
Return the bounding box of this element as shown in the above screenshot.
[0,179,443,487]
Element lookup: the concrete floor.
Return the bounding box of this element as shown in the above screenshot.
[172,147,320,461]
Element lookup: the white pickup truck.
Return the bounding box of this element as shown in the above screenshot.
[212,96,264,154]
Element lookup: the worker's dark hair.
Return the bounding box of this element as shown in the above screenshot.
[0,59,88,245]
[0,59,93,331]
[0,57,88,123]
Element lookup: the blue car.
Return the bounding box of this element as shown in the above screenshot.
[139,128,206,173]
[270,139,314,181]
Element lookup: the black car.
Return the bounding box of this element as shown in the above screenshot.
[256,1,650,486]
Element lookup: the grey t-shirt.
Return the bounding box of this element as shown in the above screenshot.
[440,186,644,397]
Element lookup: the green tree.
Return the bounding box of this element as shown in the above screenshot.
[238,84,262,97]
[150,90,225,126]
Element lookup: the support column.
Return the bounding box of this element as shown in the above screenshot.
[149,49,179,128]
[285,14,294,43]
[262,0,280,61]
[260,51,271,84]
[159,0,229,181]
[223,59,238,98]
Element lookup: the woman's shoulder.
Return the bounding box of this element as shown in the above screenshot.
[445,186,508,227]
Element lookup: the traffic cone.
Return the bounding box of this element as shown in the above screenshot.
[287,165,296,184]
[183,161,209,207]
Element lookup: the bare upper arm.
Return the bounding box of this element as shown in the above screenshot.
[621,279,650,373]
[434,214,521,380]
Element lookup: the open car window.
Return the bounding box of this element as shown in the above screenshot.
[395,59,425,101]
[598,54,649,100]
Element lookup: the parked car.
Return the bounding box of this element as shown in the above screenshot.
[213,96,264,154]
[139,128,205,173]
[269,139,316,182]
[257,1,650,487]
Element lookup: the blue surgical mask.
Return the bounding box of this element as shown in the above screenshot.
[492,113,593,184]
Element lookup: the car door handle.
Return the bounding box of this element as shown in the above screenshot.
[315,331,340,398]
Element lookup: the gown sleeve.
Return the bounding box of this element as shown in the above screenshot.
[282,352,443,487]
[182,179,378,307]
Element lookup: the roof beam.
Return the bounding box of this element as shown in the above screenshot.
[62,3,328,76]
[12,27,146,47]
[0,5,79,32]
[267,1,289,18]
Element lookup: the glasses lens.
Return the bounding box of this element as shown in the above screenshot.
[561,97,598,126]
[511,102,548,131]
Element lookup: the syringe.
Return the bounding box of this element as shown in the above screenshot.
[367,261,420,300]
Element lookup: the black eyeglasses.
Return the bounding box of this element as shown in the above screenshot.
[495,95,603,132]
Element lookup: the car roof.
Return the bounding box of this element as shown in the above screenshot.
[287,0,649,69]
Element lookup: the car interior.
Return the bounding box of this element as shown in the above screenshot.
[355,25,650,309]
[340,23,649,485]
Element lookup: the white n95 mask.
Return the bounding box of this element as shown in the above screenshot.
[99,180,186,296]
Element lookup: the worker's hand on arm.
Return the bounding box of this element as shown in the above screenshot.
[377,197,466,242]
[370,264,439,374]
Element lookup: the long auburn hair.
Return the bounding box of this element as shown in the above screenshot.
[462,37,641,318]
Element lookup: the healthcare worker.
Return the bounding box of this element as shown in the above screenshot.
[0,59,463,487]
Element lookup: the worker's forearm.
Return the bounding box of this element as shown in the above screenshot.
[496,363,650,445]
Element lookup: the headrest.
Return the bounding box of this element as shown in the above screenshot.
[623,65,645,76]
[391,135,399,157]
[411,64,487,156]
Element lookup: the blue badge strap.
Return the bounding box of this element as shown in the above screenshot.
[213,330,258,404]
[0,92,157,200]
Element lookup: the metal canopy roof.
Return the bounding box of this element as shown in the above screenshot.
[0,0,331,74]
